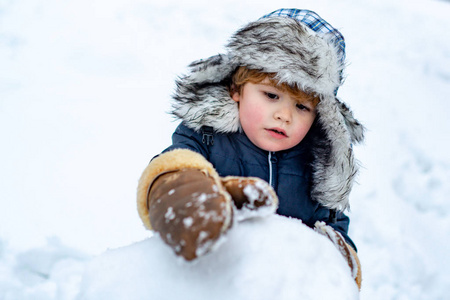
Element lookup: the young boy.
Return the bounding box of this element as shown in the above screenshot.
[137,9,364,288]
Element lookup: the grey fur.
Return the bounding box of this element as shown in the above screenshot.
[171,17,364,211]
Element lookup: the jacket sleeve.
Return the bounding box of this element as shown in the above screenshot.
[313,205,357,251]
[137,123,215,231]
[162,123,210,158]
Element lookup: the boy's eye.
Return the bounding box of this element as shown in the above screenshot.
[296,103,311,111]
[265,92,279,100]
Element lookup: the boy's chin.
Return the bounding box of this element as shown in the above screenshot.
[247,135,299,152]
[256,142,295,152]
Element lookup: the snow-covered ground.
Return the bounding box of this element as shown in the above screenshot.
[1,0,450,299]
[77,216,359,300]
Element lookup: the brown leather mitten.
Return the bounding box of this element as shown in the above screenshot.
[314,221,362,289]
[221,176,278,221]
[148,168,232,260]
[137,149,233,261]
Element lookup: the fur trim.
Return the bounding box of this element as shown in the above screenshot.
[227,17,343,95]
[336,99,365,144]
[172,68,241,133]
[137,149,225,230]
[309,96,362,210]
[170,16,365,211]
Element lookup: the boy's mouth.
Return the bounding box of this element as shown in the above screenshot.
[266,128,288,138]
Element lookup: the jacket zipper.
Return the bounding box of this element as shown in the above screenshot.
[268,152,276,188]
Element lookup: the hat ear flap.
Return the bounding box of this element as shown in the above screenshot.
[309,96,362,211]
[184,54,236,85]
[335,98,365,144]
[171,54,241,134]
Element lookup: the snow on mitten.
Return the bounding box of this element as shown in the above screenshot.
[314,221,362,289]
[137,149,233,261]
[221,176,278,221]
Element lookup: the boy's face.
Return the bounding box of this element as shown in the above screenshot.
[232,78,317,152]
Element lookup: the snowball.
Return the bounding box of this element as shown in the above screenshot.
[77,215,358,300]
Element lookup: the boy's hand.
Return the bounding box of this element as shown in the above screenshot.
[221,176,278,221]
[148,168,233,261]
[314,221,362,289]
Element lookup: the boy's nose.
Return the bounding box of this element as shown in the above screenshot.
[274,107,292,123]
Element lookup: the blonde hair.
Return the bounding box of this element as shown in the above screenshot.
[231,66,320,107]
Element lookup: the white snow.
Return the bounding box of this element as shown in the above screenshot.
[197,193,208,203]
[315,220,359,279]
[77,216,358,300]
[183,217,194,228]
[243,183,260,202]
[164,207,175,221]
[1,0,450,299]
[234,182,278,221]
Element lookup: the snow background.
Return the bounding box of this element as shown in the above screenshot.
[1,0,450,298]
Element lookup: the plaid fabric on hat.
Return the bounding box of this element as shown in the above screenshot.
[261,9,346,63]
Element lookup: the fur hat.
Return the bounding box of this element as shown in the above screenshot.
[171,9,365,211]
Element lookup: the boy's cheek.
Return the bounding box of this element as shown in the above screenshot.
[241,110,263,126]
